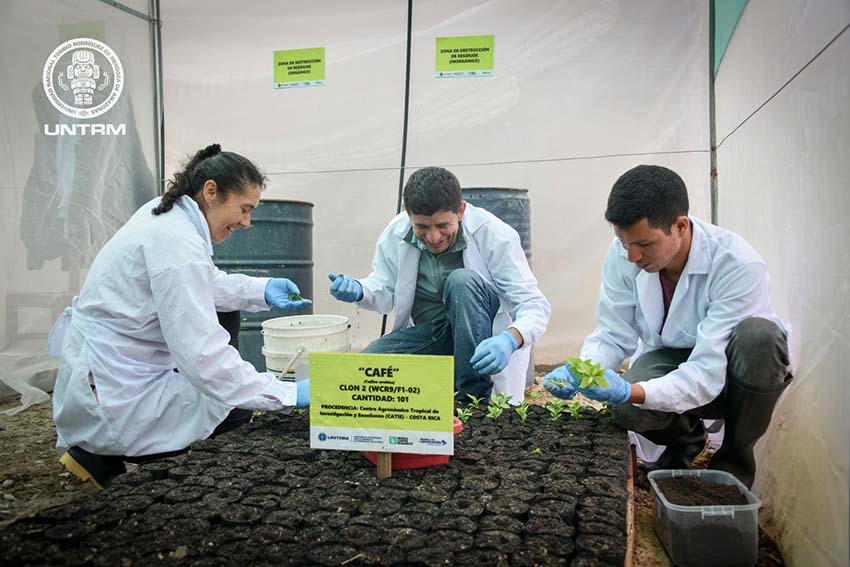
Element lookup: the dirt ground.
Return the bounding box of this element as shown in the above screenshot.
[0,398,97,528]
[0,384,784,566]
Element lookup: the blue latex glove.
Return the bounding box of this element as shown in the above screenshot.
[577,368,632,405]
[264,278,312,310]
[328,273,363,303]
[543,364,580,400]
[296,379,310,408]
[470,330,519,375]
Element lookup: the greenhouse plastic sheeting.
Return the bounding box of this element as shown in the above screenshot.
[715,0,850,564]
[0,1,158,412]
[161,0,710,361]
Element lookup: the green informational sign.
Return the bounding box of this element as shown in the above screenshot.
[273,47,325,89]
[309,353,454,455]
[435,35,494,78]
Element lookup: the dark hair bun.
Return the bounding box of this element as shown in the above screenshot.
[196,143,222,161]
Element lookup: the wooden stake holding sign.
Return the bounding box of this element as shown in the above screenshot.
[376,453,392,479]
[308,353,454,480]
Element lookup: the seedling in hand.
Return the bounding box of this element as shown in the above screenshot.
[553,356,609,389]
[288,292,303,301]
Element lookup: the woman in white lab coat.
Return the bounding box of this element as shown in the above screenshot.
[52,144,310,488]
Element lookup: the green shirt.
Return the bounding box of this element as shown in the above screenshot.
[405,226,467,325]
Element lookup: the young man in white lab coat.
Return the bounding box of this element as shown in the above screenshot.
[328,167,550,402]
[544,165,792,487]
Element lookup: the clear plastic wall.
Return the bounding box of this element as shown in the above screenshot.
[0,0,159,411]
[714,0,850,564]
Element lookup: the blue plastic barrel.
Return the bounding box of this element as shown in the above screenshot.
[212,199,313,371]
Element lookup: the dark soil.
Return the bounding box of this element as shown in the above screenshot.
[1,405,630,566]
[655,476,748,506]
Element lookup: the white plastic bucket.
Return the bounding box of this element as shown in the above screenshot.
[261,315,350,377]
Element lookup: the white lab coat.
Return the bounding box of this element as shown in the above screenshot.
[581,216,788,413]
[51,196,295,457]
[355,204,551,402]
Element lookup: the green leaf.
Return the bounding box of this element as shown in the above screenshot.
[466,394,484,408]
[562,355,612,391]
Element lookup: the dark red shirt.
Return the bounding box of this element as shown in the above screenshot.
[660,272,677,331]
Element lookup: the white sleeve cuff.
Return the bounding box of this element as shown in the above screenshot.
[250,375,297,411]
[254,277,272,309]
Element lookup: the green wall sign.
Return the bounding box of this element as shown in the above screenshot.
[273,47,325,89]
[435,35,494,78]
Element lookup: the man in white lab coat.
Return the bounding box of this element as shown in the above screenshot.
[328,167,550,402]
[544,165,792,487]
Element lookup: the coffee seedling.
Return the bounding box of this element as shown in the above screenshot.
[492,392,512,410]
[486,404,505,420]
[466,394,485,409]
[564,356,609,389]
[567,400,582,420]
[456,407,473,423]
[288,292,303,301]
[546,398,567,421]
[515,401,530,424]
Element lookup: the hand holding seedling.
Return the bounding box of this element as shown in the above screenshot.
[574,368,631,404]
[544,357,632,405]
[565,357,631,404]
[264,278,313,310]
[542,364,579,400]
[328,273,363,303]
[563,357,609,389]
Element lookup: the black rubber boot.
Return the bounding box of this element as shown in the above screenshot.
[654,419,707,470]
[709,377,791,488]
[59,446,126,489]
[638,414,707,470]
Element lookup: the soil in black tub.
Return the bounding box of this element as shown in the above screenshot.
[656,476,748,506]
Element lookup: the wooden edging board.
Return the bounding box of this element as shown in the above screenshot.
[624,443,637,567]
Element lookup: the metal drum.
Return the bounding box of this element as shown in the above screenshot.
[213,199,313,372]
[461,188,531,265]
[462,188,534,386]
